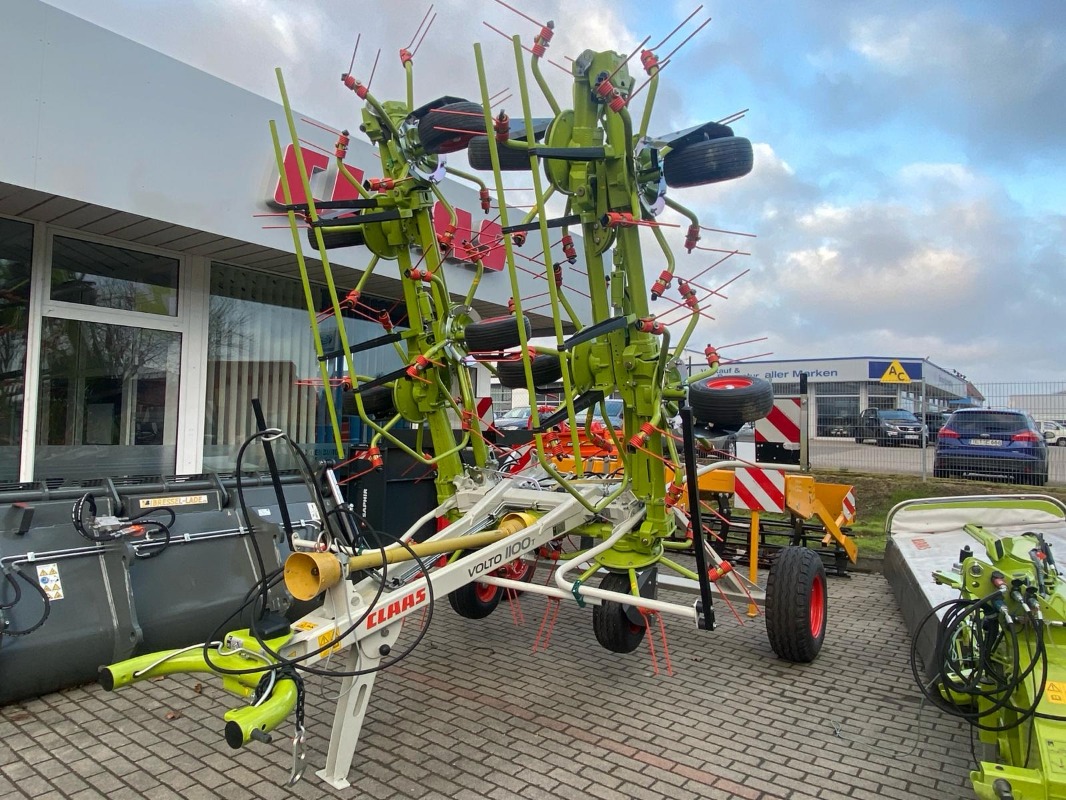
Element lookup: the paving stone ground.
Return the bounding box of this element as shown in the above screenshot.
[0,570,975,799]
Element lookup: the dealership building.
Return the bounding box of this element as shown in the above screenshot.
[0,2,565,484]
[711,356,982,436]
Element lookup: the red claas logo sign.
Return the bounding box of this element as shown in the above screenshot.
[272,144,504,272]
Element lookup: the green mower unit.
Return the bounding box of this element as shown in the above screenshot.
[920,523,1066,799]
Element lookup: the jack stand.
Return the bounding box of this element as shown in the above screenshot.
[533,597,561,652]
[315,626,399,790]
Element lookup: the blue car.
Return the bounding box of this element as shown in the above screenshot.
[933,409,1048,486]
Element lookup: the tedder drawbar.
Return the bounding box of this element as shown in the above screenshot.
[100,5,854,789]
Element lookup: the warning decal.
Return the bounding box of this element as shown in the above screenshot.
[138,494,208,509]
[36,563,64,601]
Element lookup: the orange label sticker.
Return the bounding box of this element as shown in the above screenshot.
[317,629,341,655]
[293,621,317,631]
[1040,682,1066,699]
[1046,681,1066,704]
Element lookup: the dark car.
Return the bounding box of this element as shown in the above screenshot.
[922,412,951,445]
[934,409,1048,485]
[855,408,926,446]
[494,406,533,431]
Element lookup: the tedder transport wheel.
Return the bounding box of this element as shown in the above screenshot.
[418,101,484,154]
[342,385,395,418]
[496,353,563,389]
[464,315,532,352]
[765,547,827,663]
[467,137,532,171]
[449,557,535,619]
[592,572,648,654]
[662,136,754,189]
[688,375,773,429]
[307,224,365,250]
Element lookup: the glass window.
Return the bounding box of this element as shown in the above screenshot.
[817,381,862,394]
[51,236,178,316]
[0,219,34,481]
[490,383,512,409]
[34,318,181,480]
[205,263,403,472]
[816,395,859,436]
[771,382,801,396]
[951,411,1029,434]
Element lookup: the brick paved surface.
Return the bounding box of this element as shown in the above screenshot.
[0,571,974,799]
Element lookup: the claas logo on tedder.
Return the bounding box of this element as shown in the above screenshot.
[271,144,505,271]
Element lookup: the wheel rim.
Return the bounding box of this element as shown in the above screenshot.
[498,559,531,582]
[474,582,498,603]
[703,376,754,391]
[809,576,826,639]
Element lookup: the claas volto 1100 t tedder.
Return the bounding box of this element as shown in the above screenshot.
[99,4,845,789]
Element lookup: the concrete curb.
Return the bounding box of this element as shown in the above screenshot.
[852,555,885,574]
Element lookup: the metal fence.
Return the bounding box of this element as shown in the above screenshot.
[807,381,1066,486]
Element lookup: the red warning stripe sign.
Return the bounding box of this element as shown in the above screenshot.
[841,489,856,523]
[476,397,493,427]
[733,467,786,513]
[755,397,801,444]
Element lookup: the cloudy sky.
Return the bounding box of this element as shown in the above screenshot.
[45,0,1066,385]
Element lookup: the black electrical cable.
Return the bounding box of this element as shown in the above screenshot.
[0,566,50,637]
[911,589,1050,733]
[204,522,436,679]
[71,492,174,557]
[206,430,390,675]
[201,427,444,689]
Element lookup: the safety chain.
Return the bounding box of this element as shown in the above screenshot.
[283,667,307,786]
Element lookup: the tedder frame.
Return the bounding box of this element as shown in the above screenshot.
[101,5,852,789]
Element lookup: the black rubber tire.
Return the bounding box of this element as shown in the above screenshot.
[448,556,535,618]
[496,354,563,389]
[854,436,863,444]
[933,462,948,479]
[765,547,827,663]
[467,137,533,171]
[464,315,532,352]
[592,572,647,654]
[663,136,754,189]
[448,581,501,619]
[418,101,485,154]
[342,385,395,418]
[307,225,365,250]
[688,375,773,429]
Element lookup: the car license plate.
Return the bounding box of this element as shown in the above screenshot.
[969,439,1002,447]
[904,435,918,440]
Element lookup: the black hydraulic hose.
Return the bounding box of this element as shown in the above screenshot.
[912,589,1051,732]
[0,567,50,637]
[132,520,172,559]
[1,568,21,610]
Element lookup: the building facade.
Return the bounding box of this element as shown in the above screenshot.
[709,356,974,436]
[0,2,564,484]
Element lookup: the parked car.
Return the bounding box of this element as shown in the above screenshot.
[494,406,533,431]
[595,398,625,429]
[1037,420,1066,447]
[934,409,1048,485]
[854,408,927,446]
[922,412,952,444]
